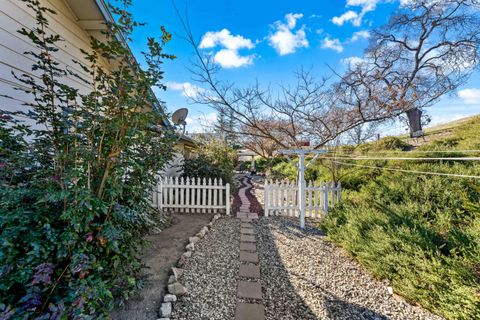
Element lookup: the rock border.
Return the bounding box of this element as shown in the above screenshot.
[158,213,223,319]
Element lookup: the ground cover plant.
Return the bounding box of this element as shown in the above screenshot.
[0,0,175,318]
[321,117,480,319]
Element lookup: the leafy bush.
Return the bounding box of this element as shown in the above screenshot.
[182,139,237,186]
[0,0,175,318]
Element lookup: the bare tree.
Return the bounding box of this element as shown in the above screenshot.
[338,0,480,137]
[173,0,480,150]
[346,122,380,145]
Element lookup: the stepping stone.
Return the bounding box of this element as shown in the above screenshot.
[240,251,259,263]
[237,281,262,300]
[235,303,265,320]
[248,213,259,219]
[241,222,253,228]
[240,242,256,251]
[240,234,255,242]
[241,228,255,235]
[239,263,260,278]
[240,218,253,223]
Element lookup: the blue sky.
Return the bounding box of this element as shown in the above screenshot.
[127,0,480,134]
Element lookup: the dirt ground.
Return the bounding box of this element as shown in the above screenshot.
[111,213,214,320]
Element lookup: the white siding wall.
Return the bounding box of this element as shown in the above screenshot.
[0,0,104,113]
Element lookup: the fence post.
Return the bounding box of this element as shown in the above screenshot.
[158,177,163,212]
[264,181,269,217]
[226,183,231,215]
[298,154,306,229]
[323,182,329,214]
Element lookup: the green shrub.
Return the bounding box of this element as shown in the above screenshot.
[182,139,237,186]
[322,144,480,319]
[0,1,175,318]
[357,136,411,153]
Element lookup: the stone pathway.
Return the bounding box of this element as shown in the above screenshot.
[236,176,265,320]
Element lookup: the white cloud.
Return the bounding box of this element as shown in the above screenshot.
[349,30,370,42]
[347,0,380,12]
[341,56,365,66]
[185,112,218,133]
[285,13,303,29]
[321,37,344,53]
[199,29,256,68]
[268,13,309,56]
[332,10,361,26]
[166,81,205,98]
[332,0,382,27]
[458,88,480,105]
[199,29,254,51]
[213,49,254,68]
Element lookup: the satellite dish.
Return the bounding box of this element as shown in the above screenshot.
[172,108,188,126]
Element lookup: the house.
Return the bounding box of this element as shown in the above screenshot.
[0,0,194,176]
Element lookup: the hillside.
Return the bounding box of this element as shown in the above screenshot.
[402,115,480,149]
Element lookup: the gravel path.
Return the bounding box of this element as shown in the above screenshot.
[171,217,240,320]
[255,216,444,320]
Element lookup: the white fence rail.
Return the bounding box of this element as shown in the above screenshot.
[152,177,230,215]
[264,180,341,218]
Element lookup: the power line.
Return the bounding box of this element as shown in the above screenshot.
[325,149,480,154]
[321,155,480,161]
[329,160,480,180]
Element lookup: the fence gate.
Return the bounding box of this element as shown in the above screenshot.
[264,180,341,218]
[151,177,230,215]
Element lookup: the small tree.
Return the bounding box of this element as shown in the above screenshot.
[346,122,380,145]
[0,0,175,317]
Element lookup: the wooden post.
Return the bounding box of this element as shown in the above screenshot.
[174,176,179,209]
[298,153,306,229]
[158,177,163,212]
[179,177,184,213]
[324,182,329,214]
[264,181,269,217]
[226,183,231,215]
[213,178,218,211]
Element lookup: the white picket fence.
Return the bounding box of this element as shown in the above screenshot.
[264,180,341,218]
[152,177,230,215]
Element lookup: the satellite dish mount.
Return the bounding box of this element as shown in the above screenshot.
[171,108,188,136]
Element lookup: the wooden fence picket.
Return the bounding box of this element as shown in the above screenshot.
[151,176,231,214]
[263,179,341,218]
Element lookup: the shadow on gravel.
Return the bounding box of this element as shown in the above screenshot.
[325,298,390,320]
[257,217,390,320]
